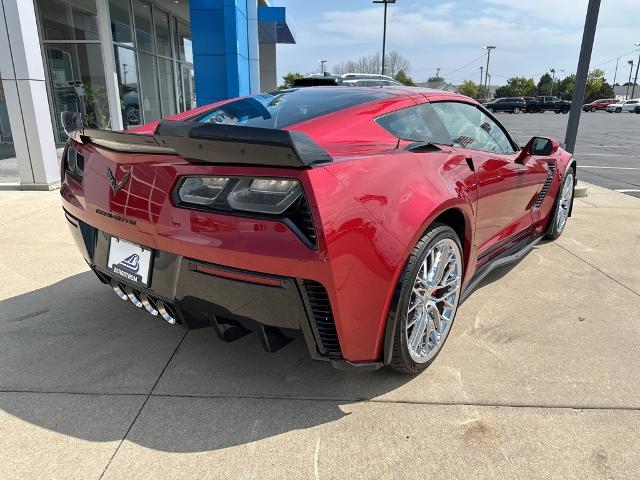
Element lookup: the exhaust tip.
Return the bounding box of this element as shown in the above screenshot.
[156,300,176,325]
[139,293,159,316]
[124,286,143,308]
[111,279,128,301]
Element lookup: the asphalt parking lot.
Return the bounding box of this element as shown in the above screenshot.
[1,184,640,479]
[499,111,640,198]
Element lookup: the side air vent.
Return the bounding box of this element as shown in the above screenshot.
[286,196,317,248]
[533,163,556,209]
[301,280,342,357]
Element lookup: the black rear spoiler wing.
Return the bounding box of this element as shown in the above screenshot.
[61,112,332,168]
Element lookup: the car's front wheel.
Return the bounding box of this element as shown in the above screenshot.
[546,169,574,240]
[389,224,463,374]
[513,107,521,114]
[616,107,622,113]
[590,107,596,112]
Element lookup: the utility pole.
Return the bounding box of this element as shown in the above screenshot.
[550,69,556,96]
[483,46,496,101]
[565,0,601,154]
[631,43,640,99]
[613,57,620,85]
[436,67,441,78]
[373,0,396,76]
[318,59,327,75]
[479,66,484,99]
[626,60,634,99]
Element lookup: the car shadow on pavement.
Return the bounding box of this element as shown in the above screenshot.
[0,271,412,453]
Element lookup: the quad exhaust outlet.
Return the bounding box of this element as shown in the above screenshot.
[110,279,176,324]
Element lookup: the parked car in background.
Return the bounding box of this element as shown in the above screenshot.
[59,87,575,374]
[483,97,526,114]
[606,99,640,113]
[635,105,640,114]
[582,99,617,112]
[522,96,538,113]
[528,96,571,114]
[293,73,404,88]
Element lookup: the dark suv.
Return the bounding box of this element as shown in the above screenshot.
[483,97,526,114]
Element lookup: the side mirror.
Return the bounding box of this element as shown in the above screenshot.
[516,136,558,163]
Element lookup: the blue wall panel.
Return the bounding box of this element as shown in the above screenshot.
[190,0,251,106]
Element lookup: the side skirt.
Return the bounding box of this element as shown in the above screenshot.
[460,235,544,302]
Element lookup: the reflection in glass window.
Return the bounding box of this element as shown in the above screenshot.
[431,102,515,154]
[138,52,161,122]
[376,103,452,144]
[37,0,99,41]
[153,9,172,57]
[45,43,109,141]
[133,0,154,53]
[114,46,140,128]
[109,0,133,47]
[182,64,196,110]
[176,21,192,63]
[158,58,176,116]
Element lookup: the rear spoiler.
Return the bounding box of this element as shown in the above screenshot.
[60,112,332,168]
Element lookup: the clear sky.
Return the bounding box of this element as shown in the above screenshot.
[273,0,640,86]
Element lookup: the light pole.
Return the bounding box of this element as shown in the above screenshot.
[436,67,441,78]
[483,46,496,100]
[626,60,634,99]
[631,43,640,99]
[550,69,556,95]
[479,66,483,98]
[373,0,396,76]
[318,59,328,75]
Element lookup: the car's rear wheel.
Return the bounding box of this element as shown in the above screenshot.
[489,107,496,113]
[389,224,463,374]
[513,107,521,114]
[546,169,574,240]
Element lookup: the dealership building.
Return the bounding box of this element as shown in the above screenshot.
[0,0,294,189]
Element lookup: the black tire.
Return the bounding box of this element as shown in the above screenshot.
[513,107,521,114]
[555,110,561,114]
[527,106,538,113]
[590,107,596,112]
[546,167,575,240]
[616,107,622,113]
[389,223,463,374]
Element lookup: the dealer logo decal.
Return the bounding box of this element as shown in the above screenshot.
[113,253,141,282]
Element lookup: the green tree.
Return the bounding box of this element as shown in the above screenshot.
[555,74,575,100]
[537,73,553,96]
[504,77,536,96]
[427,76,444,84]
[394,70,415,86]
[279,72,304,90]
[494,85,510,98]
[458,80,479,98]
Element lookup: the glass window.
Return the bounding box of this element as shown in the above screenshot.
[175,21,192,63]
[109,0,133,47]
[114,46,140,128]
[158,58,176,116]
[182,64,196,110]
[138,52,161,122]
[44,43,110,141]
[376,103,452,144]
[37,0,99,41]
[133,0,155,53]
[193,89,392,129]
[431,102,516,154]
[153,9,172,57]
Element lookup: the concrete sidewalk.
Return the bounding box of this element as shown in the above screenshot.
[1,183,639,479]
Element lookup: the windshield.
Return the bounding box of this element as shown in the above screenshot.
[193,88,392,129]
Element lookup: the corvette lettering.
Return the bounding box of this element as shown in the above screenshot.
[96,208,136,225]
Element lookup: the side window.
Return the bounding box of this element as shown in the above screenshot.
[376,103,452,144]
[430,102,516,154]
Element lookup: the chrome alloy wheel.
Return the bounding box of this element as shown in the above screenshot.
[406,238,462,364]
[556,172,574,233]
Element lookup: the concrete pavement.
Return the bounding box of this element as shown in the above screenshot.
[1,184,639,479]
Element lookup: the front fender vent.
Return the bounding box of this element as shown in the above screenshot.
[300,280,342,358]
[533,163,556,209]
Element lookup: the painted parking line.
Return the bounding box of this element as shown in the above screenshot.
[576,153,640,157]
[580,166,640,170]
[616,189,640,193]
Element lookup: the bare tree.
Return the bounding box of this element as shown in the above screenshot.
[334,51,411,78]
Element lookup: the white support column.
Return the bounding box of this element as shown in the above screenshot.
[247,0,260,94]
[0,0,59,189]
[97,0,123,131]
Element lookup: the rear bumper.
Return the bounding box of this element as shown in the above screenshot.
[64,208,380,370]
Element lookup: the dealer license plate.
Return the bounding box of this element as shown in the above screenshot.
[107,237,153,287]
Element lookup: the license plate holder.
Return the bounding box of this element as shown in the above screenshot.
[107,237,153,287]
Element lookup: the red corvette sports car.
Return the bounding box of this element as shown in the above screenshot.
[60,87,575,373]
